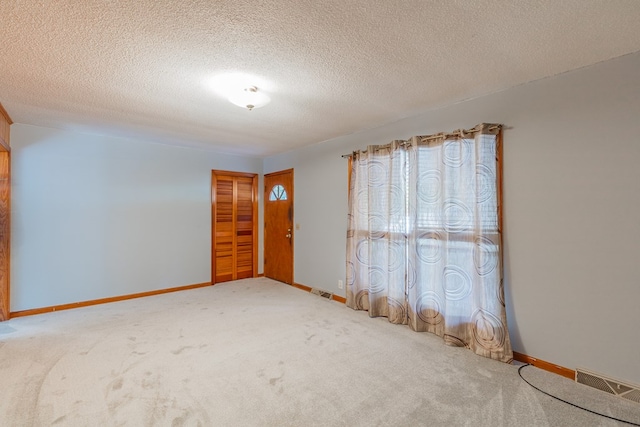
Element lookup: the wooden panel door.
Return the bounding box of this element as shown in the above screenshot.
[235,177,255,279]
[264,169,294,284]
[212,171,258,284]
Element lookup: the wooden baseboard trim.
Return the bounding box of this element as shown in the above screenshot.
[10,282,212,318]
[291,282,313,292]
[291,282,346,303]
[332,295,346,304]
[257,273,265,278]
[513,351,575,380]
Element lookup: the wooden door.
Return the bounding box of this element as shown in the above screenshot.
[264,169,294,284]
[212,171,258,284]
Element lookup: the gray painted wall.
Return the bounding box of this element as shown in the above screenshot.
[264,52,640,384]
[11,124,263,311]
[9,51,640,386]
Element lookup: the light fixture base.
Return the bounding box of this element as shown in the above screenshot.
[228,86,270,110]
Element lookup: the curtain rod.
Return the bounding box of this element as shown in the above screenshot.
[341,124,502,158]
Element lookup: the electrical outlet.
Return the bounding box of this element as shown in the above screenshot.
[338,280,344,289]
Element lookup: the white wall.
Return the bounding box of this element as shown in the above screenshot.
[11,124,263,311]
[264,51,640,384]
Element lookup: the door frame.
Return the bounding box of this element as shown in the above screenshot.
[211,170,258,285]
[0,104,10,321]
[263,168,294,285]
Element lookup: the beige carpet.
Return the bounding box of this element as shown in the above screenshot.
[0,277,638,426]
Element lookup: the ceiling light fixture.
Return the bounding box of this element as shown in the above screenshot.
[228,86,270,111]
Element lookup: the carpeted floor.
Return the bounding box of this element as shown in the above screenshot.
[0,277,638,426]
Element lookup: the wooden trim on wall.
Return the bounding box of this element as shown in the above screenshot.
[0,152,9,321]
[10,282,212,319]
[0,151,9,321]
[0,103,12,125]
[513,351,575,380]
[332,294,347,304]
[0,103,11,152]
[0,136,9,153]
[291,282,312,292]
[0,103,9,321]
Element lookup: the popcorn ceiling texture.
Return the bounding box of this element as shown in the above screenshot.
[1,0,640,156]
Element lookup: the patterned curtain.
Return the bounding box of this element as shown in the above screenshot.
[346,124,512,363]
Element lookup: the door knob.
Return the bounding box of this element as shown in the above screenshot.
[286,233,292,238]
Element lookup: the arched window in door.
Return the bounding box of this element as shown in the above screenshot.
[269,184,287,201]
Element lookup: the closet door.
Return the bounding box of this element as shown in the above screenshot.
[212,171,258,283]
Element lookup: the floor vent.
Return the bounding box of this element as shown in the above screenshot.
[310,288,333,300]
[576,368,640,404]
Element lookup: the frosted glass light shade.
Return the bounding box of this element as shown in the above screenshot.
[228,86,271,110]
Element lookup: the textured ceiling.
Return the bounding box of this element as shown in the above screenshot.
[1,1,640,157]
